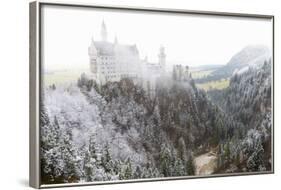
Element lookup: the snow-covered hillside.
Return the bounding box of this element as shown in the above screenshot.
[209,59,272,173]
[40,55,272,184]
[196,45,271,83]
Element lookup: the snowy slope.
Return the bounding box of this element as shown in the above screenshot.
[197,45,271,82]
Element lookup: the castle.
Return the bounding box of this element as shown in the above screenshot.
[88,21,166,88]
[172,65,191,81]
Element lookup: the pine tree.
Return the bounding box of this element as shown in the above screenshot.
[178,137,187,161]
[61,130,80,182]
[133,165,142,179]
[40,101,50,127]
[40,110,64,183]
[88,136,97,160]
[173,158,185,176]
[185,154,195,175]
[83,135,99,182]
[246,140,265,171]
[224,142,230,164]
[102,143,113,173]
[123,158,133,179]
[84,150,93,182]
[159,146,172,177]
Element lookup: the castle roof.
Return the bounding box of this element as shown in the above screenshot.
[93,41,139,56]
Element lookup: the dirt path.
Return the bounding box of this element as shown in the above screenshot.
[194,151,218,175]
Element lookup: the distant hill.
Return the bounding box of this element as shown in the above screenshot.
[213,45,270,77]
[190,64,223,71]
[195,45,271,83]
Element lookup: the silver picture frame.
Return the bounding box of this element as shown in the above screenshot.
[30,1,274,188]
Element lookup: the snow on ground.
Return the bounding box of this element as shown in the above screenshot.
[194,152,217,175]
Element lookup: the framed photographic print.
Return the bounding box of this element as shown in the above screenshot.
[29,1,274,188]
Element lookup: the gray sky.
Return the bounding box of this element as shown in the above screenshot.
[42,4,272,71]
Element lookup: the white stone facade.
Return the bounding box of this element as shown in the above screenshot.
[88,21,166,89]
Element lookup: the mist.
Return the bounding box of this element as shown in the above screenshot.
[42,5,272,71]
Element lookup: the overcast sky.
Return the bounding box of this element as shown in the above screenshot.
[42,4,272,71]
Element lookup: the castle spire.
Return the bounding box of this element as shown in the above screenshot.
[158,46,166,73]
[101,20,108,42]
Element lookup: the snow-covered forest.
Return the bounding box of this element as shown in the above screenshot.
[40,55,272,185]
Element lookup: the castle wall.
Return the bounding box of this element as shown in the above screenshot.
[88,21,166,93]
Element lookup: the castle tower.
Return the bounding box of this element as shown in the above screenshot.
[101,20,108,42]
[184,65,190,81]
[88,37,98,74]
[158,46,166,73]
[88,37,97,56]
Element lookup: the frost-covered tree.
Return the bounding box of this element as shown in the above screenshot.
[185,156,195,175]
[246,140,266,171]
[40,58,272,184]
[123,158,133,179]
[60,130,81,182]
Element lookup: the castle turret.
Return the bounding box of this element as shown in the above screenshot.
[172,64,191,81]
[88,37,97,56]
[158,46,166,73]
[183,65,190,81]
[88,37,98,74]
[101,20,108,42]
